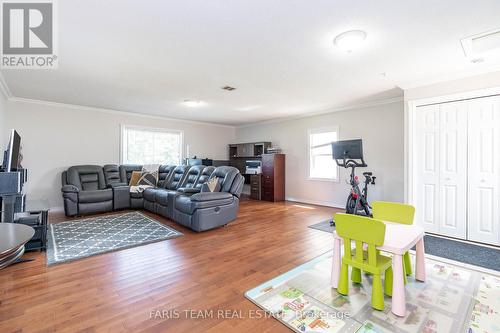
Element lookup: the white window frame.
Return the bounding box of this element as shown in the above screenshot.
[120,125,184,165]
[308,126,340,182]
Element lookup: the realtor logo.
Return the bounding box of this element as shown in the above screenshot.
[1,0,58,68]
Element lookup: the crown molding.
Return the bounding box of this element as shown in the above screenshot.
[0,73,13,99]
[2,71,402,128]
[236,96,404,128]
[398,66,500,90]
[8,97,237,128]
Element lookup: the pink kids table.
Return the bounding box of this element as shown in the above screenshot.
[330,221,426,317]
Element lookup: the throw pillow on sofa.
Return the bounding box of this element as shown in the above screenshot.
[129,171,142,186]
[201,177,220,192]
[137,170,158,187]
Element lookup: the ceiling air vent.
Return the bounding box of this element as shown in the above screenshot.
[461,28,500,61]
[222,85,236,91]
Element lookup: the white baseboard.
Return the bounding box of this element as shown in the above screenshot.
[285,197,345,209]
[49,206,64,213]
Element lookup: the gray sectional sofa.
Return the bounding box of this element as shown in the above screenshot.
[61,164,244,232]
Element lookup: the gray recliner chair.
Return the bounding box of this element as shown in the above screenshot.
[61,165,114,216]
[143,165,192,218]
[172,166,244,232]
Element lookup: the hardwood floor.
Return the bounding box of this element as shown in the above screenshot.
[0,200,340,333]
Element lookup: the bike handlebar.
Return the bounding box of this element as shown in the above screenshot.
[334,157,367,168]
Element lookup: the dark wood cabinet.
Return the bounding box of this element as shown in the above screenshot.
[228,143,283,202]
[228,142,271,158]
[250,174,261,200]
[260,154,285,202]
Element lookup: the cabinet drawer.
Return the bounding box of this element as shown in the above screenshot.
[262,174,274,182]
[262,190,274,201]
[251,185,260,192]
[250,189,261,200]
[263,178,273,187]
[262,184,274,193]
[250,175,261,185]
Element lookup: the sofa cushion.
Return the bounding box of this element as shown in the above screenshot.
[130,191,144,199]
[207,166,239,192]
[195,166,216,190]
[166,165,191,190]
[103,164,121,186]
[119,164,143,184]
[175,193,234,214]
[180,165,204,188]
[155,189,173,206]
[78,189,113,203]
[67,165,107,191]
[143,187,157,202]
[158,165,175,187]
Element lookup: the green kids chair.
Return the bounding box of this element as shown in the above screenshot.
[372,201,415,278]
[335,213,393,311]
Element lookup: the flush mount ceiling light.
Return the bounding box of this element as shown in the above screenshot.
[334,30,367,52]
[183,100,205,107]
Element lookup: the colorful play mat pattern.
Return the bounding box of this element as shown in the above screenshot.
[245,252,500,333]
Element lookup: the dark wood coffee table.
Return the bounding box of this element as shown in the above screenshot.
[0,223,35,269]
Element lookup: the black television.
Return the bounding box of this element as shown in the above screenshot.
[2,129,22,172]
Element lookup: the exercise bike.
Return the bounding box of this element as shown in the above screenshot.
[345,164,376,216]
[330,139,376,225]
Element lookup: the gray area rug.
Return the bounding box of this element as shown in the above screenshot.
[308,219,500,271]
[308,219,335,233]
[47,211,182,265]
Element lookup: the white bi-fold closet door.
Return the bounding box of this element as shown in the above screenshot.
[467,96,500,244]
[414,95,500,245]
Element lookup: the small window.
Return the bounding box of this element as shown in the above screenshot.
[121,126,183,165]
[309,128,339,180]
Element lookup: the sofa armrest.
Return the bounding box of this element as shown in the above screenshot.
[177,187,201,194]
[61,185,79,193]
[190,192,233,202]
[61,185,79,207]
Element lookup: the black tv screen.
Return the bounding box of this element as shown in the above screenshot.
[3,129,21,171]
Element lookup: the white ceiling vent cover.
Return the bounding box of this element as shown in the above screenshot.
[461,28,500,59]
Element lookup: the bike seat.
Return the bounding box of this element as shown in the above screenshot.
[363,172,373,176]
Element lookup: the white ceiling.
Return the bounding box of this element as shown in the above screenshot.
[2,0,500,126]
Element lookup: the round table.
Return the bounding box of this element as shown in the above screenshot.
[0,223,35,269]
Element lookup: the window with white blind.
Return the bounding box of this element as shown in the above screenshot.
[121,126,183,165]
[309,128,339,181]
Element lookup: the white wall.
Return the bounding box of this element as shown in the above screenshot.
[235,101,404,207]
[404,71,500,100]
[5,100,236,208]
[0,92,6,147]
